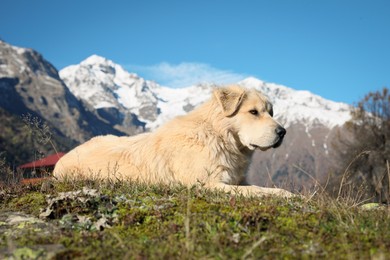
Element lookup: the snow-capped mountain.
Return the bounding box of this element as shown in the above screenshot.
[60,55,214,130]
[60,55,351,131]
[60,55,158,113]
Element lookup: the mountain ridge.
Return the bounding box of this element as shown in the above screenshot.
[60,55,351,131]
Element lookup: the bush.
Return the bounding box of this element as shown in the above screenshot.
[333,87,390,203]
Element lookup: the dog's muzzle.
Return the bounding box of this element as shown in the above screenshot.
[272,126,286,148]
[250,126,286,151]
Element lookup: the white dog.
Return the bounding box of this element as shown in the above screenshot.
[54,85,292,197]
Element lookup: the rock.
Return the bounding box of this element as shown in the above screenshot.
[360,203,383,210]
[0,211,64,258]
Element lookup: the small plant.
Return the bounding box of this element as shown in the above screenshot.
[0,152,22,186]
[22,113,59,156]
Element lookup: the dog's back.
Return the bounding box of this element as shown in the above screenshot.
[53,134,149,180]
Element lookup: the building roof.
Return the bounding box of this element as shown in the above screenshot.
[19,152,66,169]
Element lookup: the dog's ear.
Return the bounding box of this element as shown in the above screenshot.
[214,86,246,116]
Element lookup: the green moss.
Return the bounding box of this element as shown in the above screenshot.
[6,191,46,215]
[11,247,45,259]
[0,180,389,259]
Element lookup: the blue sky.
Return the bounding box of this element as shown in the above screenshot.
[1,0,389,104]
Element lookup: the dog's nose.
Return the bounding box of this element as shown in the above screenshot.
[275,126,286,138]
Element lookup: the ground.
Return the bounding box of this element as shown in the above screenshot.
[0,179,389,259]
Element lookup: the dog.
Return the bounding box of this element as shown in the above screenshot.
[53,85,293,197]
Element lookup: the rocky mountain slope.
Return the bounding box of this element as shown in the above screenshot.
[0,41,125,165]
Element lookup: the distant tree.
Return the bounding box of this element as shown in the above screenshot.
[333,87,390,203]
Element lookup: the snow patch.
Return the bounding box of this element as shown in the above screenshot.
[323,143,329,155]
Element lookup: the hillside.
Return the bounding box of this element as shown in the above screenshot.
[0,179,389,259]
[0,107,75,168]
[0,41,127,166]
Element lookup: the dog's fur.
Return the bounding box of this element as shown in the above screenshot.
[53,85,292,197]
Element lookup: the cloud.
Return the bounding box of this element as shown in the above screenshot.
[127,62,247,88]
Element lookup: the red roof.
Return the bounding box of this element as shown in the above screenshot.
[21,177,50,185]
[19,152,66,169]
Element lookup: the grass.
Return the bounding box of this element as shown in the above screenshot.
[0,178,389,259]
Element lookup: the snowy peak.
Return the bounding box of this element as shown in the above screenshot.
[60,56,163,128]
[239,77,291,100]
[78,55,139,80]
[81,55,111,66]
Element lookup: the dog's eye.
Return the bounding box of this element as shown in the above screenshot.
[249,109,259,115]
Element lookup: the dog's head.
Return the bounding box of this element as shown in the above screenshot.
[214,85,286,151]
